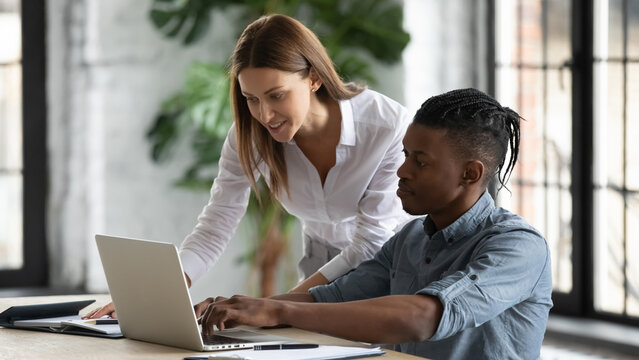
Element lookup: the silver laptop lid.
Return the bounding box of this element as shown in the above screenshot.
[95,234,205,351]
[95,234,293,352]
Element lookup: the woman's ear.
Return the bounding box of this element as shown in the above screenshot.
[461,160,484,185]
[308,67,322,92]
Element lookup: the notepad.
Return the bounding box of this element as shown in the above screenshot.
[11,315,122,335]
[207,345,385,360]
[0,300,123,338]
[59,319,122,335]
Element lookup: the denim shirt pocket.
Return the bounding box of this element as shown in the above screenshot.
[390,269,417,295]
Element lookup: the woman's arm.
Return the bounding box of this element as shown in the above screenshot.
[179,125,255,283]
[288,272,328,293]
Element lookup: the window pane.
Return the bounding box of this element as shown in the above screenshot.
[593,63,624,188]
[0,175,22,269]
[627,64,639,189]
[628,193,639,317]
[607,0,624,59]
[0,0,22,271]
[546,69,572,189]
[0,3,21,64]
[520,0,543,65]
[593,61,635,317]
[545,69,573,293]
[626,64,639,318]
[592,60,622,313]
[495,0,544,66]
[594,188,625,314]
[628,0,639,58]
[511,69,545,185]
[546,0,571,65]
[0,64,22,170]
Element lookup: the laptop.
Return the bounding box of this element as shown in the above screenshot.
[95,234,296,351]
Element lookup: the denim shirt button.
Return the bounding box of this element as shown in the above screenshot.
[425,257,432,264]
[470,274,477,280]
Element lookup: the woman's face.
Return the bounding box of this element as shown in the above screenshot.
[237,67,317,143]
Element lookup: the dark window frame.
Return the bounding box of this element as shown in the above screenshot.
[0,0,48,287]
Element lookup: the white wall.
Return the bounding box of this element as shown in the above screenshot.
[47,0,249,302]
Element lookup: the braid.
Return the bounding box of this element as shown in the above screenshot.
[414,88,522,190]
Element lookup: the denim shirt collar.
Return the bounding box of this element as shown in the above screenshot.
[423,190,495,244]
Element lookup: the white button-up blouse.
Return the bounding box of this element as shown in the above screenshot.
[179,89,412,283]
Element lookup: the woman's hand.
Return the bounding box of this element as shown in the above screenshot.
[83,302,117,319]
[199,295,283,336]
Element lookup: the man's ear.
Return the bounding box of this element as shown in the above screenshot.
[461,160,484,185]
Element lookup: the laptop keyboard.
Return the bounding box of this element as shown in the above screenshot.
[202,333,257,345]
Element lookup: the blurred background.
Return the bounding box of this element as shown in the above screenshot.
[1,0,638,358]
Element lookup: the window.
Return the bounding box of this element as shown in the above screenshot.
[0,0,47,287]
[493,0,639,325]
[0,0,23,271]
[592,0,639,321]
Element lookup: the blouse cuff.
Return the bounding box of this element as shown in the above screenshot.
[179,249,207,284]
[317,254,351,282]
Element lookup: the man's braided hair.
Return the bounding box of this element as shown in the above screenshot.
[414,88,522,190]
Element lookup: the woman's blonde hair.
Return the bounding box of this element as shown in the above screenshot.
[230,14,364,200]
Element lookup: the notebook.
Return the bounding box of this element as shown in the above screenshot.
[95,234,296,351]
[0,300,123,338]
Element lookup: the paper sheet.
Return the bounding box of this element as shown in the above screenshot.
[208,345,384,360]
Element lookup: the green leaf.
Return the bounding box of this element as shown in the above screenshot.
[184,4,211,44]
[149,9,174,29]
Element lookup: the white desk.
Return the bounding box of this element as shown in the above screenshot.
[0,294,423,359]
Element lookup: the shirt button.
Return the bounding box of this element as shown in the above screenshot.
[470,274,477,280]
[425,257,432,264]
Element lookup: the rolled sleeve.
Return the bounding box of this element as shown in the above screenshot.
[417,227,550,341]
[317,254,350,282]
[417,272,477,341]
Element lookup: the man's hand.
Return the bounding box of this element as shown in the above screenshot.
[194,296,228,320]
[83,302,117,319]
[199,295,283,336]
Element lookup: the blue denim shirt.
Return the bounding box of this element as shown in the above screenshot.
[310,191,553,359]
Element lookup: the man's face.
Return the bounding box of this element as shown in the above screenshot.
[396,123,466,216]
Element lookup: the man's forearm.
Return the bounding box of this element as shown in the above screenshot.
[277,295,443,344]
[269,292,315,302]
